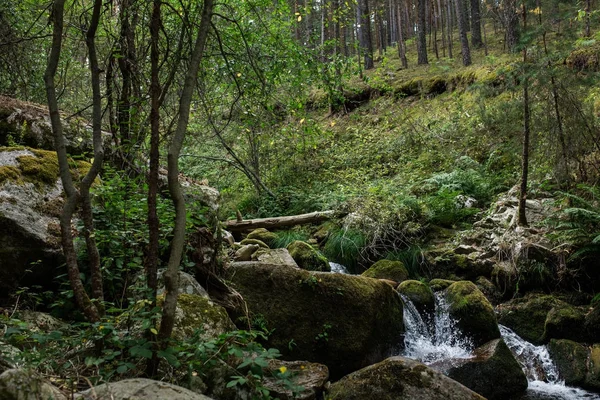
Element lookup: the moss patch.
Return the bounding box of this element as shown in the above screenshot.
[362,260,409,283]
[240,238,269,248]
[445,281,500,347]
[398,280,435,315]
[246,228,277,247]
[287,240,330,272]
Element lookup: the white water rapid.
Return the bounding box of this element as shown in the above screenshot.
[401,295,600,399]
[328,262,349,274]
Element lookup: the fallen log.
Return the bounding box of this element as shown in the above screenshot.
[224,210,339,232]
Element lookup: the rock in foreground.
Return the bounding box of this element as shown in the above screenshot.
[327,356,485,400]
[77,378,213,400]
[227,263,404,379]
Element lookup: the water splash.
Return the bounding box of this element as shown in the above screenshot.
[329,262,349,274]
[500,325,600,400]
[401,293,473,364]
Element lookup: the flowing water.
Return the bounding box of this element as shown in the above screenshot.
[328,262,349,274]
[400,295,600,399]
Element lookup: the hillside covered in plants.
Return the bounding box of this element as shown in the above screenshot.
[1,0,600,398]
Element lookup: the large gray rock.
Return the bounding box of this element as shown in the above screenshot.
[0,148,67,295]
[327,356,485,400]
[77,378,213,400]
[0,368,66,400]
[227,263,404,380]
[251,248,298,268]
[0,343,20,374]
[440,339,528,400]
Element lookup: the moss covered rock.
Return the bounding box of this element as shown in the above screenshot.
[496,294,566,345]
[397,280,435,316]
[227,263,404,379]
[585,344,600,390]
[362,260,409,283]
[442,339,528,400]
[429,278,456,292]
[445,281,500,347]
[240,238,269,248]
[246,228,278,247]
[0,368,66,400]
[543,304,587,342]
[77,378,212,400]
[327,356,485,400]
[287,240,330,272]
[547,339,588,386]
[0,147,93,297]
[159,294,235,341]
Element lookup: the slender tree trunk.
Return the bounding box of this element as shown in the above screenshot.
[397,3,408,67]
[505,0,519,52]
[518,3,529,227]
[585,0,591,37]
[45,0,102,323]
[418,0,429,64]
[158,0,214,345]
[447,0,454,58]
[438,0,446,57]
[358,0,374,69]
[455,0,472,65]
[470,0,483,47]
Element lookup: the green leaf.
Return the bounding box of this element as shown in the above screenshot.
[129,345,153,359]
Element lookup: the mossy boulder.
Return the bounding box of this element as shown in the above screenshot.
[0,368,66,400]
[327,356,485,400]
[287,240,330,272]
[362,260,409,283]
[0,343,20,374]
[240,238,269,248]
[77,378,212,400]
[159,294,235,341]
[445,281,500,347]
[246,228,277,247]
[585,305,600,340]
[547,339,588,386]
[227,263,404,379]
[0,147,93,297]
[543,304,587,342]
[442,339,528,400]
[585,344,600,390]
[397,280,435,317]
[429,278,456,292]
[496,294,566,345]
[475,276,502,305]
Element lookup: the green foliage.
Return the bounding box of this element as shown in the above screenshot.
[546,185,600,261]
[384,246,425,279]
[272,229,310,249]
[323,228,367,273]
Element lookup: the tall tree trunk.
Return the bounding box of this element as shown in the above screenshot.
[397,2,408,67]
[45,0,102,323]
[470,0,483,47]
[518,3,529,227]
[357,0,374,69]
[438,0,446,57]
[585,0,591,37]
[455,0,472,65]
[504,0,519,52]
[417,0,429,64]
[158,0,215,345]
[447,0,454,59]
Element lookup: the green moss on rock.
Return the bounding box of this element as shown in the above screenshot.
[362,260,409,283]
[287,240,330,272]
[227,264,404,380]
[397,280,435,316]
[497,294,569,345]
[327,356,485,400]
[429,278,456,292]
[547,339,588,386]
[247,228,277,247]
[543,305,587,342]
[445,281,500,347]
[0,166,21,185]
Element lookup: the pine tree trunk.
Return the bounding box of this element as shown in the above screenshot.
[397,3,408,67]
[454,0,472,65]
[418,0,429,64]
[518,4,529,227]
[470,0,483,47]
[357,0,374,69]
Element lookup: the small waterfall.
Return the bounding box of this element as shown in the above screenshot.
[500,325,600,400]
[401,293,473,364]
[329,262,349,274]
[401,295,600,399]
